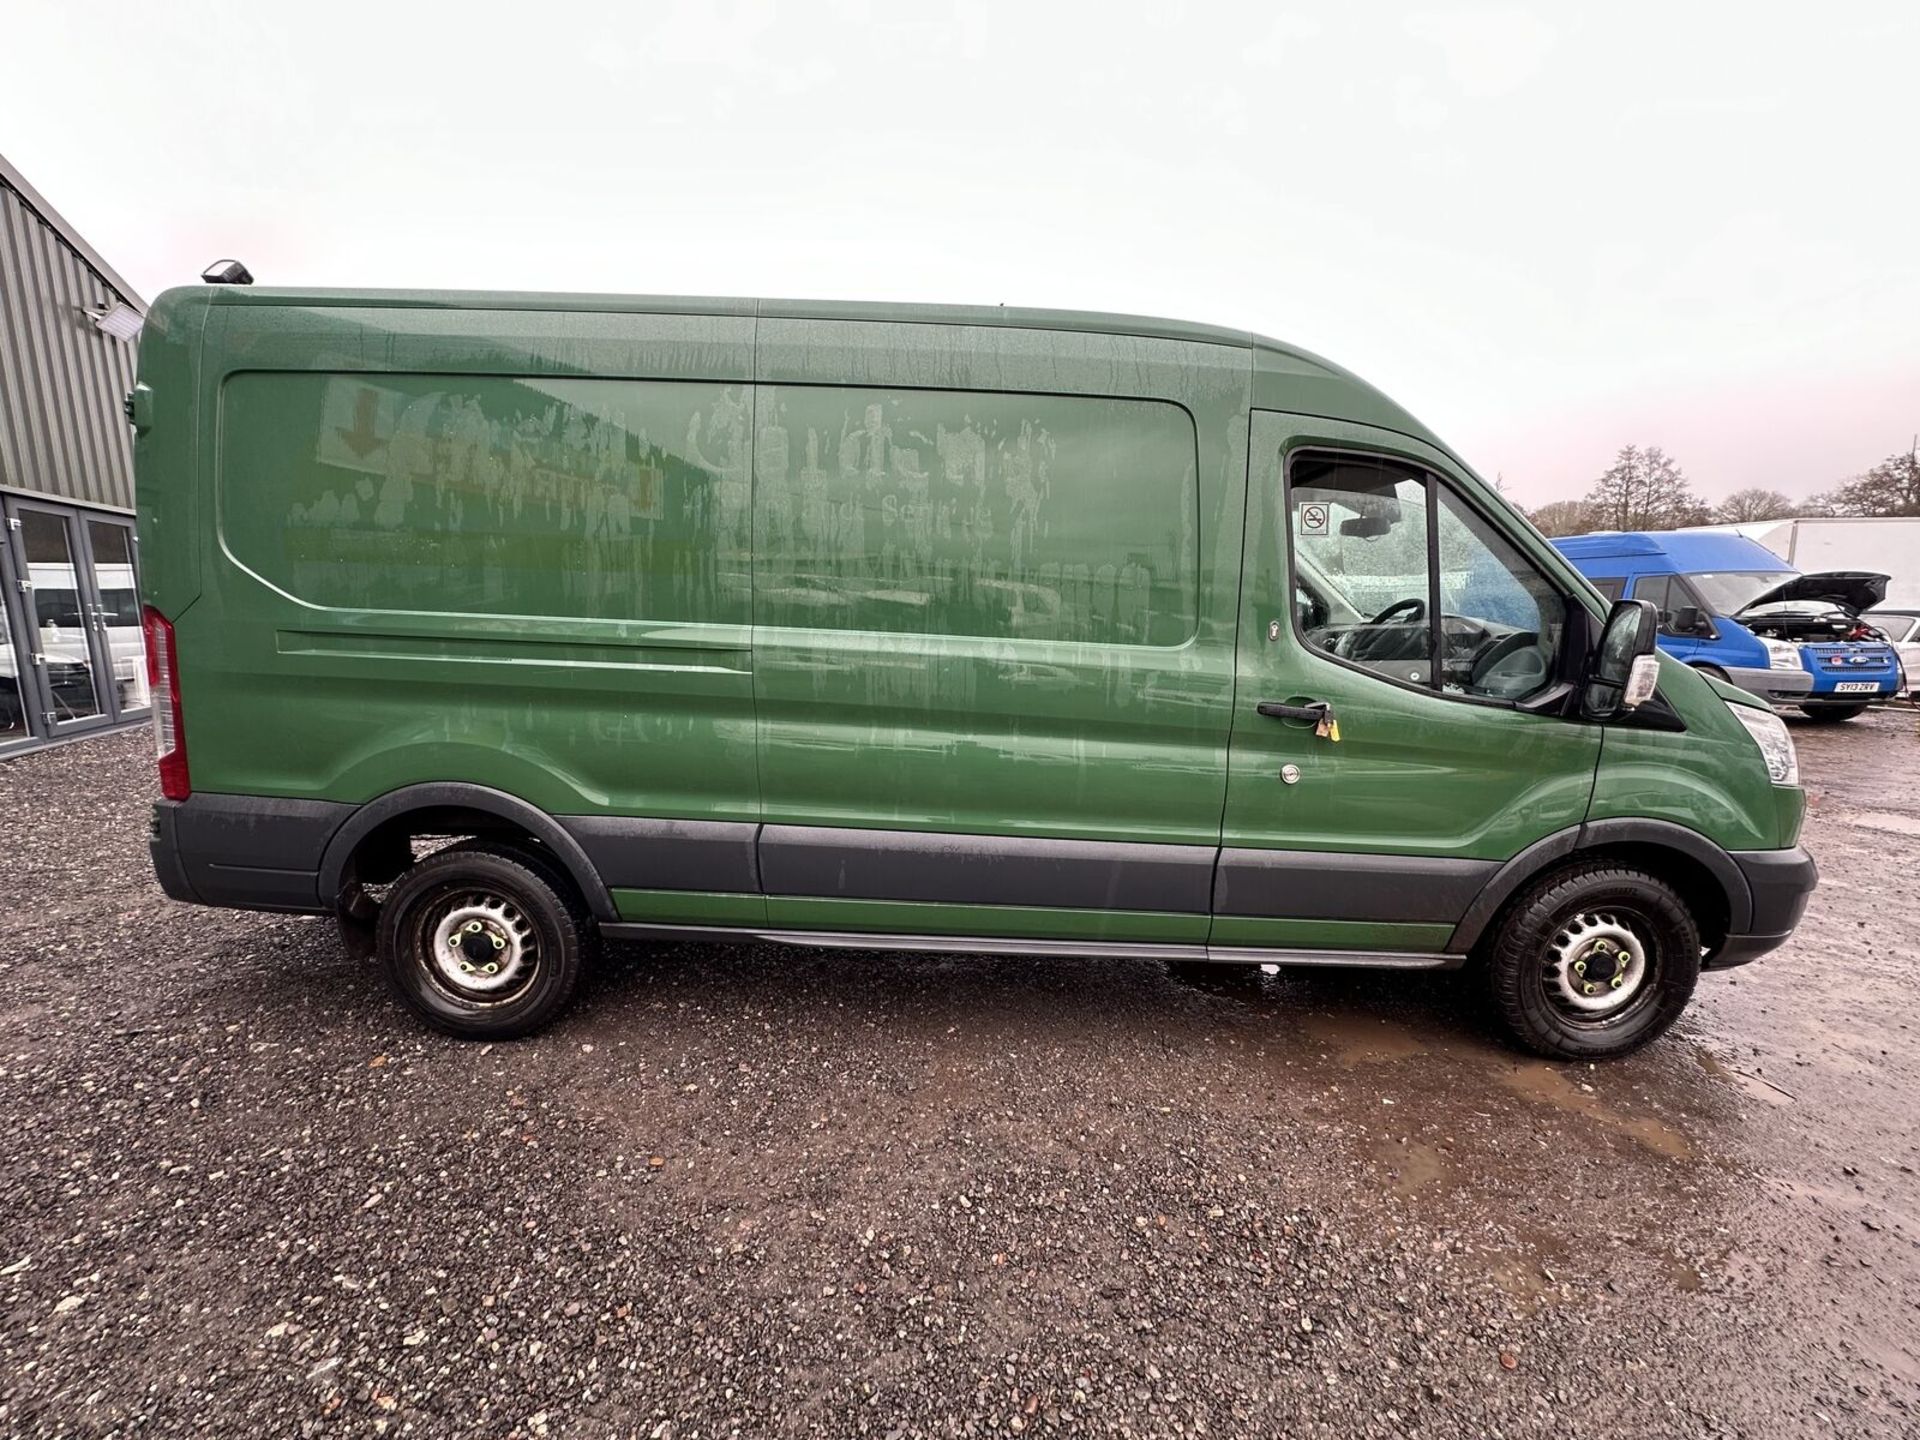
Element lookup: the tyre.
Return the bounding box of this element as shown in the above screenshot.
[1483,863,1699,1060]
[1798,704,1865,722]
[1691,664,1729,683]
[377,846,588,1039]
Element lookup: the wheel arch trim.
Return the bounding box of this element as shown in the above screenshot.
[317,783,619,922]
[1446,818,1753,953]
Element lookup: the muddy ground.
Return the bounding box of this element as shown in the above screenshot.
[0,710,1915,1439]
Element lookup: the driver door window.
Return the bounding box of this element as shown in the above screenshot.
[1289,455,1434,687]
[1287,451,1564,703]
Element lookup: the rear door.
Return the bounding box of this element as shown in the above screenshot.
[748,317,1249,946]
[1215,414,1603,957]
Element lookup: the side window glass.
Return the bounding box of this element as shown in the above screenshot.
[1632,573,1670,612]
[1435,490,1564,701]
[1632,575,1689,636]
[1590,577,1625,602]
[1288,454,1434,687]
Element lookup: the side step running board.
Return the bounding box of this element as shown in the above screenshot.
[597,922,1465,971]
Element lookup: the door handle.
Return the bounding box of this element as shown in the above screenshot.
[1256,700,1329,722]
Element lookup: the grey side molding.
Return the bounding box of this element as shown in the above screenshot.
[559,815,759,894]
[1213,848,1496,923]
[759,825,1217,914]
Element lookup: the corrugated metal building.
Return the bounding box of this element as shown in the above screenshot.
[1,150,149,753]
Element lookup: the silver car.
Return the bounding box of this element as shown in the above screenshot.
[1867,610,1920,699]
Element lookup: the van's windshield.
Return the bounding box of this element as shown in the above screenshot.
[1686,571,1787,616]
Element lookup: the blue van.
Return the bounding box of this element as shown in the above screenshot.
[1553,531,1901,721]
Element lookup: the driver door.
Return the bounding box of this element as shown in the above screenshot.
[1213,414,1603,955]
[1628,573,1702,662]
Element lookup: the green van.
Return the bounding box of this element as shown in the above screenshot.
[134,286,1815,1059]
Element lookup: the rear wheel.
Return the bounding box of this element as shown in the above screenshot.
[1483,863,1699,1060]
[1798,704,1866,722]
[377,847,587,1039]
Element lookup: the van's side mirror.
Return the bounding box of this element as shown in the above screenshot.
[1583,599,1662,721]
[1670,604,1710,637]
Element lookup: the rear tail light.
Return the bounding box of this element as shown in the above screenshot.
[142,605,190,800]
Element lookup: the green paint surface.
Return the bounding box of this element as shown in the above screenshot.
[611,889,768,926]
[1206,915,1455,952]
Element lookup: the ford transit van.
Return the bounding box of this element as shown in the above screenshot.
[1553,531,1900,721]
[135,287,1816,1059]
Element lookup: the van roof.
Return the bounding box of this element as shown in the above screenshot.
[164,285,1449,455]
[1552,529,1797,572]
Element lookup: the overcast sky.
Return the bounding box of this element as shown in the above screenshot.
[7,1,1914,507]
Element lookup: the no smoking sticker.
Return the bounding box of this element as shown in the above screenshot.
[1299,501,1330,536]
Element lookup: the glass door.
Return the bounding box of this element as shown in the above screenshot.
[5,501,114,736]
[82,517,150,717]
[0,537,36,750]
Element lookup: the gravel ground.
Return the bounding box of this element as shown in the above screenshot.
[1,711,1916,1439]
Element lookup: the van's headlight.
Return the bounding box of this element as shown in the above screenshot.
[1764,640,1802,671]
[1729,703,1798,786]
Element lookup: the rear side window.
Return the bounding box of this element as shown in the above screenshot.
[1588,576,1625,602]
[754,386,1198,646]
[219,373,751,623]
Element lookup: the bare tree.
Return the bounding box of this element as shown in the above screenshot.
[1583,445,1708,531]
[1526,498,1600,537]
[1812,443,1920,517]
[1714,487,1796,524]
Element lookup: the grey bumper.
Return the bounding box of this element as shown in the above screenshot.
[1705,845,1818,969]
[1716,664,1813,703]
[150,795,349,914]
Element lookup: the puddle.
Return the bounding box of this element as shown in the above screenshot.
[1495,1062,1693,1160]
[1838,808,1920,837]
[1662,1253,1704,1291]
[1300,1013,1430,1064]
[1370,1136,1448,1196]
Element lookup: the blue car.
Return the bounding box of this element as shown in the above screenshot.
[1553,530,1902,721]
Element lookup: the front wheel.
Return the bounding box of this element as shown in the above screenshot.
[1483,863,1699,1060]
[1798,704,1866,722]
[377,848,586,1039]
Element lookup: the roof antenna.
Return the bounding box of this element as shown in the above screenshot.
[201,258,253,286]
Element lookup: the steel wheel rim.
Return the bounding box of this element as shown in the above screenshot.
[424,891,539,1004]
[1542,909,1654,1023]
